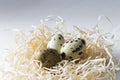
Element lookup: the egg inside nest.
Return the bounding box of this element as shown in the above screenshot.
[1,16,120,80]
[38,48,61,68]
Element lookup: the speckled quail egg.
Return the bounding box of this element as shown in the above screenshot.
[60,38,86,60]
[47,34,65,53]
[38,48,61,68]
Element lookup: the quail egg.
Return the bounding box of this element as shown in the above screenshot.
[47,34,65,53]
[38,48,61,68]
[60,38,86,60]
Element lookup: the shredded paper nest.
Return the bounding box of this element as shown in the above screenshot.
[0,16,120,80]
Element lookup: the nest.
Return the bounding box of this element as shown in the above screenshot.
[0,16,120,80]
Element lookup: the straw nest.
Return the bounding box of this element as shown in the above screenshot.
[0,16,120,80]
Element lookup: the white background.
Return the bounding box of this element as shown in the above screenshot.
[0,0,120,79]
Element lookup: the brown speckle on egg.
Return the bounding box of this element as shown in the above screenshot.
[78,52,83,55]
[75,40,78,42]
[69,56,73,60]
[58,37,61,40]
[61,52,66,59]
[71,48,73,49]
[75,47,80,52]
[78,38,80,40]
[66,41,69,43]
[72,50,75,53]
[79,45,82,48]
[81,39,86,45]
[70,41,73,43]
[60,44,62,46]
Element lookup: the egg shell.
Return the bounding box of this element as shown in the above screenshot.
[38,48,61,68]
[61,38,86,60]
[47,34,65,53]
